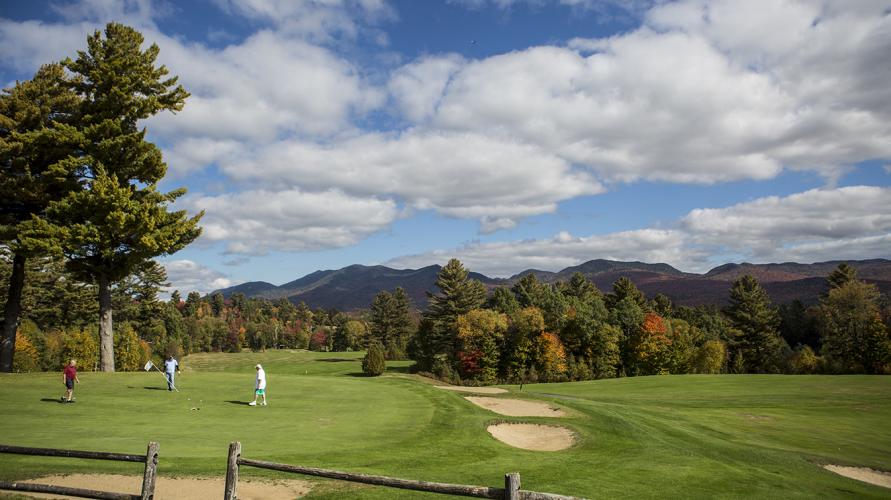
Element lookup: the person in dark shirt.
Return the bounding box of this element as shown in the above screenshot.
[61,359,80,403]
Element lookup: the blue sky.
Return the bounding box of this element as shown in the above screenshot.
[2,0,890,294]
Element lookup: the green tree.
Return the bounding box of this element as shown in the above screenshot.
[652,293,673,318]
[724,275,783,373]
[819,280,890,374]
[610,296,645,375]
[25,24,201,372]
[605,277,647,310]
[0,63,82,372]
[487,286,520,316]
[362,342,386,376]
[455,308,508,383]
[559,272,601,304]
[692,339,726,374]
[414,259,486,370]
[826,263,858,292]
[512,273,549,308]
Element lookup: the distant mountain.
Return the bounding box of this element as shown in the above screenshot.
[211,258,891,311]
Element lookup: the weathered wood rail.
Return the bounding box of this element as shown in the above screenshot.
[223,441,585,500]
[0,442,159,500]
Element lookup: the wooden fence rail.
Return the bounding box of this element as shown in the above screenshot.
[0,442,159,500]
[224,441,585,500]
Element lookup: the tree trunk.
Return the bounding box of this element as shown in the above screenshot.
[98,275,115,372]
[0,254,26,372]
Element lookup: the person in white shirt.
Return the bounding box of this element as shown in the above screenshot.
[249,364,267,406]
[163,355,180,391]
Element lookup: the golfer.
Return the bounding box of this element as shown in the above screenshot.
[249,363,267,406]
[61,359,79,403]
[164,355,180,391]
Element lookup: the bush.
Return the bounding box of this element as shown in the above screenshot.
[790,345,819,374]
[362,343,386,376]
[114,323,145,371]
[693,340,727,374]
[13,335,40,372]
[61,327,99,371]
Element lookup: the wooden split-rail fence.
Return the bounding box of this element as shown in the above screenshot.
[0,441,586,499]
[0,442,158,500]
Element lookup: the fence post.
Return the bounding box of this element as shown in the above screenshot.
[140,441,159,500]
[504,472,520,500]
[224,442,241,500]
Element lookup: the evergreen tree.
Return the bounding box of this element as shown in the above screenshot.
[826,263,858,292]
[0,63,82,371]
[605,277,647,309]
[25,24,201,371]
[724,275,783,373]
[511,273,549,308]
[487,286,520,316]
[559,272,601,304]
[819,279,890,374]
[652,293,673,318]
[415,259,486,370]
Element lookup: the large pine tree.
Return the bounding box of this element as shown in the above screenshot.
[27,24,202,371]
[0,63,82,371]
[414,259,486,369]
[724,275,783,372]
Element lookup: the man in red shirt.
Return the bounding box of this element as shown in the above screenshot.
[61,359,80,403]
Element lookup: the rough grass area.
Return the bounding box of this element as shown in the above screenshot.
[2,350,890,499]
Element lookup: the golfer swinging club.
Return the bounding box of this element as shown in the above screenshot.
[249,363,267,406]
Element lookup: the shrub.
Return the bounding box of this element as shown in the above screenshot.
[790,345,819,374]
[693,340,727,374]
[114,323,145,371]
[309,329,329,351]
[13,335,40,372]
[61,327,99,371]
[362,343,386,376]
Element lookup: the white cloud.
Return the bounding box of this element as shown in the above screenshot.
[387,186,891,276]
[682,186,891,257]
[387,54,465,123]
[212,0,395,43]
[182,189,399,255]
[222,130,604,228]
[162,259,232,295]
[148,30,384,144]
[387,228,698,277]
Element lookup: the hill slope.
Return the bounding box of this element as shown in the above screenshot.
[211,258,891,310]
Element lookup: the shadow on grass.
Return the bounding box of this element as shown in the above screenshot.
[143,386,168,391]
[346,372,369,377]
[386,365,410,374]
[315,358,358,363]
[225,400,251,406]
[40,398,66,403]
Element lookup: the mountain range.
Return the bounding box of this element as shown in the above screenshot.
[212,259,891,311]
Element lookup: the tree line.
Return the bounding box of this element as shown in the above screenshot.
[406,260,891,384]
[6,251,889,383]
[0,23,202,372]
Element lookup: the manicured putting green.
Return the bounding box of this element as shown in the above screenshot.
[1,350,890,499]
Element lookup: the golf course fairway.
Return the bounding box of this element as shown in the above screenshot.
[1,350,890,499]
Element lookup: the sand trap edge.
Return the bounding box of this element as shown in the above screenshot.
[434,385,508,394]
[824,465,891,489]
[486,423,576,451]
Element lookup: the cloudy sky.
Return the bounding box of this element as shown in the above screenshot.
[2,0,890,294]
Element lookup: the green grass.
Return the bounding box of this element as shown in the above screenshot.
[2,351,890,499]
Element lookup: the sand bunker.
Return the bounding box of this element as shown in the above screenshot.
[824,465,891,489]
[17,474,311,499]
[434,385,507,394]
[487,423,575,451]
[466,396,566,417]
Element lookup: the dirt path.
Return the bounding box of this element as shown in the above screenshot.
[486,424,575,451]
[824,465,891,489]
[465,396,566,417]
[17,474,311,499]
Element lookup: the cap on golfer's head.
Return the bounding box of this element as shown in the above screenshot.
[255,364,262,369]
